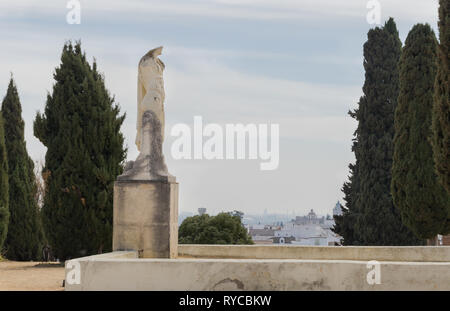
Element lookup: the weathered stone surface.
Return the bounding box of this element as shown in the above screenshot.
[118,111,173,182]
[112,180,178,258]
[178,244,450,262]
[119,46,172,181]
[65,250,450,291]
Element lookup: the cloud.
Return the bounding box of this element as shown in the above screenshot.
[0,33,360,162]
[0,0,439,23]
[214,0,438,21]
[0,0,438,215]
[0,44,358,215]
[81,47,360,160]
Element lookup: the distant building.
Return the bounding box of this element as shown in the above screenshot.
[250,224,266,230]
[198,207,206,215]
[241,213,293,226]
[248,224,281,244]
[249,228,275,244]
[274,223,339,246]
[273,207,342,246]
[247,206,342,246]
[272,236,296,244]
[293,209,325,225]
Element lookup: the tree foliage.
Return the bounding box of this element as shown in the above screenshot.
[432,0,450,193]
[34,42,126,260]
[179,213,253,245]
[333,163,359,244]
[2,78,44,260]
[392,24,450,239]
[0,114,9,252]
[334,19,422,245]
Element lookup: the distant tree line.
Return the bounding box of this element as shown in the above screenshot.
[334,0,449,245]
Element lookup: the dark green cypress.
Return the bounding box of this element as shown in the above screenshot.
[0,114,9,252]
[392,24,450,239]
[2,78,44,260]
[333,163,359,245]
[34,42,126,260]
[335,18,422,245]
[432,0,450,193]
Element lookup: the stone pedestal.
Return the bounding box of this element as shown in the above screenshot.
[113,180,178,258]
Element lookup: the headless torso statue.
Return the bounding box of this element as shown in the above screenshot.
[118,46,174,182]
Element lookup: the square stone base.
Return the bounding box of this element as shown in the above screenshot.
[113,180,178,258]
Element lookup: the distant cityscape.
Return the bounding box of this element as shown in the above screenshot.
[179,201,343,246]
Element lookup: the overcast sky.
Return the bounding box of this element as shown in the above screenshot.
[0,0,440,217]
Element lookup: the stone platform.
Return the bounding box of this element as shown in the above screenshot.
[64,245,450,291]
[113,180,178,258]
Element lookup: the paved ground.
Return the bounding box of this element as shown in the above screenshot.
[0,261,65,291]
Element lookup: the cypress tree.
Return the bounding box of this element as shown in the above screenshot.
[392,24,450,239]
[335,18,421,245]
[333,163,359,245]
[0,114,9,252]
[34,42,126,260]
[2,78,44,260]
[432,0,450,193]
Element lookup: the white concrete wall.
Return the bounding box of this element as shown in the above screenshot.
[65,254,450,291]
[178,244,450,262]
[64,245,450,291]
[291,238,328,246]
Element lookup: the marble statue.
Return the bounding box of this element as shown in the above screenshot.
[118,46,173,181]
